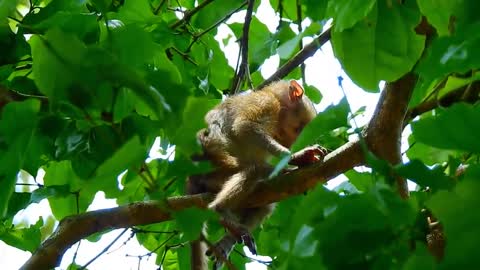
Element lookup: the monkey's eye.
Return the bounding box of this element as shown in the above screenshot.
[295,126,302,134]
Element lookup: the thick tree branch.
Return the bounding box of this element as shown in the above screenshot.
[257,27,331,89]
[364,73,417,198]
[20,194,210,270]
[21,138,364,270]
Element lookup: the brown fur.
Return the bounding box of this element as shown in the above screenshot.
[187,80,318,269]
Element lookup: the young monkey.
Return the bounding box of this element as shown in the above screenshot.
[187,80,326,269]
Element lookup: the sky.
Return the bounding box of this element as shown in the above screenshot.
[0,0,409,269]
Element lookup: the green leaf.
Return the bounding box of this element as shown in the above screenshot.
[411,103,480,153]
[0,99,41,217]
[29,28,87,99]
[315,187,414,269]
[345,170,375,192]
[108,24,158,67]
[304,84,322,104]
[303,0,329,22]
[396,160,454,191]
[85,47,170,119]
[31,11,99,42]
[0,0,18,20]
[174,97,219,156]
[403,243,435,270]
[332,0,424,91]
[292,224,318,257]
[6,192,31,218]
[30,185,72,203]
[426,169,480,269]
[0,218,42,252]
[406,132,456,165]
[191,0,238,30]
[173,207,210,241]
[116,0,156,24]
[416,22,480,85]
[326,0,376,32]
[278,35,303,60]
[113,88,136,122]
[417,0,464,36]
[43,161,94,219]
[291,97,349,152]
[230,18,274,71]
[162,249,180,270]
[94,136,147,178]
[0,64,14,81]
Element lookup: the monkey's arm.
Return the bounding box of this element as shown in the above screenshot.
[232,119,291,157]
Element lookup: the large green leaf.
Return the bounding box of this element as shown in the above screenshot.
[411,103,480,153]
[326,0,376,32]
[0,100,40,217]
[29,28,86,99]
[427,166,480,269]
[43,161,95,219]
[396,160,454,191]
[417,0,463,36]
[416,22,480,85]
[0,218,42,252]
[332,0,424,91]
[406,132,456,166]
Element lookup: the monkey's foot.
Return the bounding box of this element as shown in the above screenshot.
[220,219,257,255]
[240,233,257,255]
[206,235,236,270]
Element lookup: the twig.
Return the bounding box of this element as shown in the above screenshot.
[168,47,198,66]
[257,26,331,89]
[296,0,306,82]
[169,0,216,29]
[132,228,178,234]
[15,183,44,187]
[186,1,247,52]
[404,81,480,126]
[230,0,255,94]
[153,0,167,15]
[79,228,128,270]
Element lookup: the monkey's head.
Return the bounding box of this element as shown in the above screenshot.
[272,80,317,148]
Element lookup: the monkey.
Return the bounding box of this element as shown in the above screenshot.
[186,80,326,269]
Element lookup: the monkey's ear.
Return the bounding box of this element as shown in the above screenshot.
[289,80,304,101]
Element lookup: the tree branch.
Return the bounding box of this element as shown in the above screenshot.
[364,73,416,198]
[405,81,480,125]
[257,27,331,89]
[230,0,255,94]
[21,137,363,269]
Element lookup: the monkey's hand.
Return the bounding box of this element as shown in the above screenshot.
[290,144,327,167]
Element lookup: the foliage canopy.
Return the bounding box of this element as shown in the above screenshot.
[1,0,480,269]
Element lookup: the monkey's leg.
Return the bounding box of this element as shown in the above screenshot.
[208,171,252,210]
[207,205,275,269]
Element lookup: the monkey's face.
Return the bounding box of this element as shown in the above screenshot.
[278,100,316,147]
